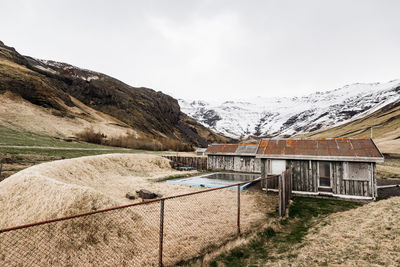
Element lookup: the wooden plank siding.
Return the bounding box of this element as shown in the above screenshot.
[207,155,261,173]
[207,155,375,198]
[288,160,373,197]
[267,174,279,189]
[162,156,208,170]
[333,161,372,197]
[290,160,317,192]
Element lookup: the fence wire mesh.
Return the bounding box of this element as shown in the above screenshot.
[0,176,280,267]
[0,202,161,267]
[163,188,238,265]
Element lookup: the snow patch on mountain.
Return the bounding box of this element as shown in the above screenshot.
[179,80,400,138]
[30,58,100,82]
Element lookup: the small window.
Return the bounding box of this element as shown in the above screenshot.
[319,162,331,187]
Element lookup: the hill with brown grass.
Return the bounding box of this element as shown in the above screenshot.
[0,41,232,148]
[302,99,400,155]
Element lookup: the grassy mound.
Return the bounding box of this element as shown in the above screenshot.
[0,154,173,228]
[0,153,276,266]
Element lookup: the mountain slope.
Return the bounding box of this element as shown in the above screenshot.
[180,81,400,140]
[0,41,231,147]
[302,99,400,155]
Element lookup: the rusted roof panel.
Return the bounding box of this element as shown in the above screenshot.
[257,140,269,154]
[350,139,382,158]
[206,143,259,155]
[208,138,383,161]
[236,144,259,154]
[205,144,239,154]
[256,138,383,161]
[333,139,354,157]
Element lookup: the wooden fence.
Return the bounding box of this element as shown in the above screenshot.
[279,168,292,217]
[162,155,208,171]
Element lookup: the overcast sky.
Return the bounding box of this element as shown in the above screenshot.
[1,0,399,101]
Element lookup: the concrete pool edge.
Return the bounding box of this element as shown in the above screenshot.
[166,172,261,190]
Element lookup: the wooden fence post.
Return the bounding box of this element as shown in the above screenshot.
[279,174,283,217]
[237,185,241,235]
[261,159,267,191]
[279,169,293,217]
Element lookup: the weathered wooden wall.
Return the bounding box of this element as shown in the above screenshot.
[267,175,279,190]
[290,160,318,192]
[265,160,375,197]
[162,156,208,170]
[331,161,373,197]
[207,155,261,173]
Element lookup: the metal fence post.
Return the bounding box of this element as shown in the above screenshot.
[237,185,241,236]
[159,200,165,267]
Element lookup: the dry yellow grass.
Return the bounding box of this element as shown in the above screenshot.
[0,154,192,227]
[274,197,400,266]
[0,90,137,139]
[0,154,276,266]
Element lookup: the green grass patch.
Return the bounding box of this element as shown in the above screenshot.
[0,125,167,159]
[0,125,168,180]
[0,146,144,159]
[212,197,362,266]
[0,125,112,149]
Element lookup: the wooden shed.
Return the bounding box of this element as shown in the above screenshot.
[205,144,261,173]
[206,138,384,201]
[195,148,207,156]
[257,138,384,200]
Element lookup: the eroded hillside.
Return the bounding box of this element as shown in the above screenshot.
[0,41,231,147]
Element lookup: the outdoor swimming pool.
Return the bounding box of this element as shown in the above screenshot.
[167,172,261,189]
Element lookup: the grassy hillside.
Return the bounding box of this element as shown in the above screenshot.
[302,100,400,155]
[0,125,151,179]
[0,40,232,148]
[298,100,400,179]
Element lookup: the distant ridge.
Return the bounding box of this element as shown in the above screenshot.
[179,81,400,139]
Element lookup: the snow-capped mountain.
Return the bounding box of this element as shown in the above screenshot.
[179,80,400,139]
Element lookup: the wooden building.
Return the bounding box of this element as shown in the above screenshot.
[206,144,262,173]
[206,138,384,201]
[195,148,207,156]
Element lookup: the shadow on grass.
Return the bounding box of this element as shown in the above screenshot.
[211,197,362,266]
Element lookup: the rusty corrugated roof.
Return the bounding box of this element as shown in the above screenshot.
[205,144,239,154]
[236,144,259,154]
[256,138,383,161]
[205,143,258,155]
[206,138,383,162]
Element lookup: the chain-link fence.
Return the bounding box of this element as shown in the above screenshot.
[0,175,280,267]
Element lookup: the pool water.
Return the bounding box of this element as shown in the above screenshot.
[166,172,261,189]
